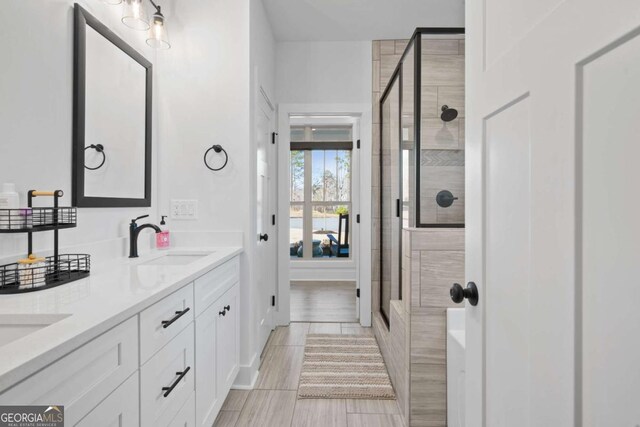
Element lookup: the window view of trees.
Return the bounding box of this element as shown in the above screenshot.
[289,125,353,259]
[290,150,304,202]
[311,150,351,204]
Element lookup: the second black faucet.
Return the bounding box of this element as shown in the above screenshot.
[129,215,161,258]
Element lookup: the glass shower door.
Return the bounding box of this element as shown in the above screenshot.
[380,75,401,323]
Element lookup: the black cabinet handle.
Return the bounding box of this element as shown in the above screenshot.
[219,310,226,316]
[161,307,190,329]
[162,366,191,398]
[224,305,231,311]
[396,199,400,218]
[259,233,269,242]
[450,282,479,306]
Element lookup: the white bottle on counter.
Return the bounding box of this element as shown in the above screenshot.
[0,183,20,230]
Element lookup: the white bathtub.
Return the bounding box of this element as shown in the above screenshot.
[447,308,466,427]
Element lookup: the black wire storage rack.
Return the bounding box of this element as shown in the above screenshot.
[0,190,90,294]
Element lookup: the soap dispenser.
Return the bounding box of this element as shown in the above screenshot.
[156,215,170,249]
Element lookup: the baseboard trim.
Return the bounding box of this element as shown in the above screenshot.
[232,352,260,389]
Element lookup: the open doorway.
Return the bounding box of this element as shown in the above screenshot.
[283,114,360,323]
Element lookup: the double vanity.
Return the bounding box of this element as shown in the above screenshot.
[0,247,242,427]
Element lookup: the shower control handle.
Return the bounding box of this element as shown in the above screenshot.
[450,282,479,306]
[436,190,458,208]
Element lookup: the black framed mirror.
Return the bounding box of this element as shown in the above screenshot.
[73,4,152,207]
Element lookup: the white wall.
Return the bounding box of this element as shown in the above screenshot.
[276,41,371,104]
[157,0,263,387]
[275,41,372,282]
[251,0,276,100]
[0,0,158,259]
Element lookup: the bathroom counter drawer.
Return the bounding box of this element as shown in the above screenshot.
[140,283,194,363]
[76,372,140,427]
[0,316,138,426]
[167,392,196,427]
[141,322,195,427]
[194,257,239,316]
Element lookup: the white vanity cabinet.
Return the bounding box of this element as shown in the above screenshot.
[0,254,241,427]
[0,316,139,426]
[194,258,240,427]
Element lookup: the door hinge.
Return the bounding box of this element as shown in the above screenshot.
[356,288,360,298]
[272,214,276,226]
[272,132,278,144]
[356,214,360,224]
[271,295,276,306]
[356,139,360,149]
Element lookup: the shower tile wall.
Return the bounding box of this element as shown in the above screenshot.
[420,38,465,225]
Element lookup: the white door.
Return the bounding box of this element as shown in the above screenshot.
[465,0,640,425]
[255,86,277,354]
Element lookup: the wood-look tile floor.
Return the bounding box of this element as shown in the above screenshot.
[213,323,403,427]
[290,281,358,322]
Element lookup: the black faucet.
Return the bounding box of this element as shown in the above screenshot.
[129,215,162,258]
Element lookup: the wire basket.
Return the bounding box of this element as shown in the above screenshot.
[0,254,91,294]
[0,207,77,232]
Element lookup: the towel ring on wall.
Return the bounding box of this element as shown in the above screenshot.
[204,144,229,171]
[84,144,106,170]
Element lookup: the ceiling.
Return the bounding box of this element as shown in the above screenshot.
[262,0,465,42]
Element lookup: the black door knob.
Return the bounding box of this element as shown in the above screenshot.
[259,233,269,242]
[450,282,479,306]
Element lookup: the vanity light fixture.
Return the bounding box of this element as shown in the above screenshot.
[146,0,171,49]
[104,0,171,49]
[122,0,150,31]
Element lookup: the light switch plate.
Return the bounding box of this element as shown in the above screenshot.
[170,199,198,220]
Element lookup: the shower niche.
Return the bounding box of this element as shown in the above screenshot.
[379,29,465,324]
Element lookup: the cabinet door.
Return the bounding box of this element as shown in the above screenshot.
[216,284,239,396]
[76,373,139,427]
[195,304,219,427]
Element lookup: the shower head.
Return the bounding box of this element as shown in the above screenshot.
[440,105,458,122]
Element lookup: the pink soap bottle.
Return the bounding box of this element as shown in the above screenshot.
[156,215,170,249]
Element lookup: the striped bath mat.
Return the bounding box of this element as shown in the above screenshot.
[298,334,396,399]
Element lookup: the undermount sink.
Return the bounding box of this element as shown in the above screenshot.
[140,252,213,266]
[0,313,71,348]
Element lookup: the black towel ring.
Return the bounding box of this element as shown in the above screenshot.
[85,144,106,170]
[204,144,229,171]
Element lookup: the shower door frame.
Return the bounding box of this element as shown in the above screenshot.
[379,69,403,326]
[378,27,466,326]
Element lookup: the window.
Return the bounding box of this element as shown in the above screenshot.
[289,125,352,259]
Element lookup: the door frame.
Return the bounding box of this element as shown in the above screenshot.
[276,103,372,327]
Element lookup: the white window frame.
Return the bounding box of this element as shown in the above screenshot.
[290,126,353,260]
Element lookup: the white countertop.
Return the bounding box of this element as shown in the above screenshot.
[0,246,242,392]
